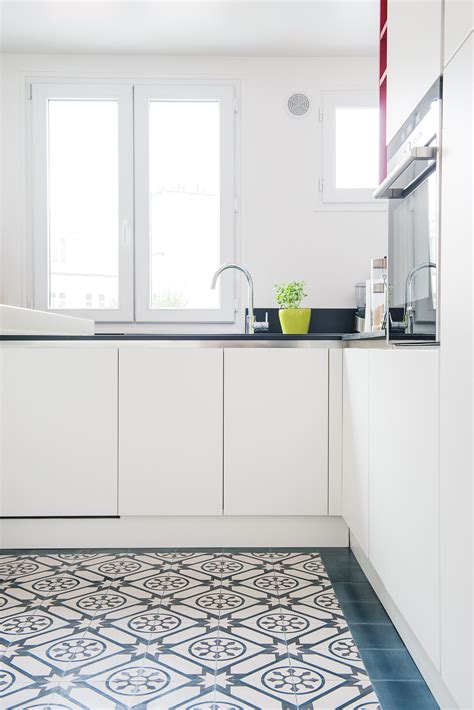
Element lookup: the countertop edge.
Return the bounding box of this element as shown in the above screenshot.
[0,333,345,341]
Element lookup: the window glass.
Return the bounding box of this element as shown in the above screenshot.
[335,106,379,189]
[148,101,220,309]
[48,99,119,309]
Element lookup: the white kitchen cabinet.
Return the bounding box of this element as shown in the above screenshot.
[439,34,473,709]
[224,348,328,516]
[387,0,443,142]
[368,349,440,670]
[0,347,118,516]
[342,349,369,556]
[444,0,473,65]
[119,348,223,516]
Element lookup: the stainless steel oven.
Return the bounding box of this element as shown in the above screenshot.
[374,79,441,341]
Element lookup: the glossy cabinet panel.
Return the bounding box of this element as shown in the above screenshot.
[342,349,369,556]
[119,348,223,516]
[224,348,329,515]
[439,34,473,709]
[0,348,118,516]
[386,0,443,142]
[368,349,440,670]
[444,0,473,65]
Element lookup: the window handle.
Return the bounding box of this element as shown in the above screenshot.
[122,219,129,244]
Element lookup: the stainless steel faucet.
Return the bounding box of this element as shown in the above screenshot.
[210,263,256,334]
[404,262,436,334]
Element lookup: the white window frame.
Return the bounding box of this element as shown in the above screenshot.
[317,91,385,212]
[134,83,236,323]
[31,82,134,322]
[30,79,237,324]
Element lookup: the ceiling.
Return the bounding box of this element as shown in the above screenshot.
[0,0,378,56]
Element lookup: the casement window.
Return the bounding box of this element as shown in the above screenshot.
[31,81,237,323]
[317,91,383,211]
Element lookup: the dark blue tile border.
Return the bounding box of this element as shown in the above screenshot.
[361,650,424,681]
[320,564,369,582]
[332,581,379,602]
[319,548,439,710]
[340,600,392,625]
[349,623,406,651]
[373,681,439,710]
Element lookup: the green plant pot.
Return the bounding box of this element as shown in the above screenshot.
[279,308,311,334]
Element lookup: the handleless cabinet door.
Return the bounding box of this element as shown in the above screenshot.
[368,348,440,669]
[119,348,223,516]
[224,348,328,516]
[387,0,443,143]
[444,0,473,65]
[0,347,118,517]
[342,349,369,556]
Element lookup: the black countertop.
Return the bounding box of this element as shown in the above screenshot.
[0,332,438,343]
[0,332,346,341]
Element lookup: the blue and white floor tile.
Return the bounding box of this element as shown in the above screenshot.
[0,550,437,709]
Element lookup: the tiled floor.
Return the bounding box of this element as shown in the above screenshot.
[0,549,438,709]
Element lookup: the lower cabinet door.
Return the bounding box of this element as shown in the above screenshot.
[119,348,223,516]
[0,347,118,516]
[342,349,369,555]
[368,349,440,669]
[224,348,329,515]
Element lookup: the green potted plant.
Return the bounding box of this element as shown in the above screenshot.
[274,280,311,334]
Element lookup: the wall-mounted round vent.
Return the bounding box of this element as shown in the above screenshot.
[287,93,310,117]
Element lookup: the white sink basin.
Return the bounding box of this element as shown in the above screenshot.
[0,305,95,336]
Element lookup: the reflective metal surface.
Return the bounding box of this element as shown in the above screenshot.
[210,263,256,334]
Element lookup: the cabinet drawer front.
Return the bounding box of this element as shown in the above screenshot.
[0,348,118,517]
[224,348,329,516]
[119,348,223,516]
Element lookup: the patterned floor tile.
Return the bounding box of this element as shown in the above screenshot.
[28,628,127,678]
[59,656,211,708]
[166,587,272,622]
[0,551,386,710]
[12,571,97,602]
[289,629,367,668]
[220,657,302,709]
[232,606,331,646]
[0,591,25,613]
[172,629,266,673]
[141,685,219,709]
[0,607,74,650]
[0,557,58,586]
[4,686,68,710]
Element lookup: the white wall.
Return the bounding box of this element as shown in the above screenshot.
[0,54,387,331]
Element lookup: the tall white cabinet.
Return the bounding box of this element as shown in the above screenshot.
[342,347,441,677]
[439,31,473,710]
[119,348,224,516]
[368,349,440,670]
[0,347,118,516]
[224,348,329,515]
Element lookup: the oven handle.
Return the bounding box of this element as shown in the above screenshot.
[373,146,438,199]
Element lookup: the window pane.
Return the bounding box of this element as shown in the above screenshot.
[149,101,220,309]
[335,107,378,189]
[48,100,119,309]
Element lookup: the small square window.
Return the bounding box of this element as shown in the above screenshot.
[317,91,385,212]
